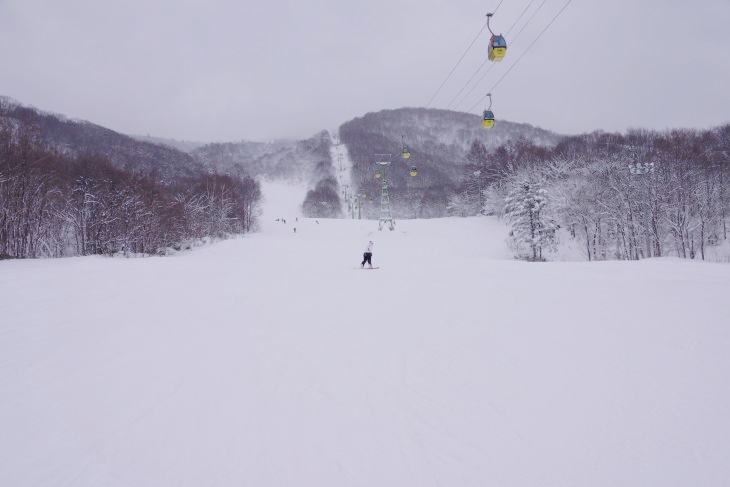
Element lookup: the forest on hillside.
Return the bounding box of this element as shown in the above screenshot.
[456,125,730,261]
[0,124,262,259]
[340,112,730,261]
[0,97,204,181]
[339,107,561,220]
[191,131,343,219]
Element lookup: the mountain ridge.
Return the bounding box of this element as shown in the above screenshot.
[1,95,564,218]
[0,96,204,181]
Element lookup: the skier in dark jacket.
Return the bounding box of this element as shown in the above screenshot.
[361,241,374,268]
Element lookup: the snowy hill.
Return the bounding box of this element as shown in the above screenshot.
[338,107,562,220]
[0,96,204,181]
[191,132,332,184]
[130,134,207,153]
[1,182,729,486]
[341,107,560,155]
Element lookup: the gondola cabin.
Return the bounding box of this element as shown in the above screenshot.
[375,169,382,178]
[488,35,507,62]
[410,166,418,176]
[402,146,411,159]
[482,110,495,129]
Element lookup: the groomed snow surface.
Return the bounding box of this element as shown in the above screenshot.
[2,182,729,487]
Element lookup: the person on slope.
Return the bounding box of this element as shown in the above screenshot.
[361,241,374,268]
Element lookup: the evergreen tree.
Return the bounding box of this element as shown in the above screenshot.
[302,178,342,218]
[504,176,559,261]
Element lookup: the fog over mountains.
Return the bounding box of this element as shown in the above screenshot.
[1,96,559,187]
[1,95,568,232]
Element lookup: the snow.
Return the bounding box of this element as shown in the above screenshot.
[330,131,355,216]
[2,181,730,487]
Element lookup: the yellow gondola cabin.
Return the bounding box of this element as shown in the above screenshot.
[482,110,495,129]
[489,35,507,62]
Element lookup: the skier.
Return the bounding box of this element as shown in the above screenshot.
[361,241,374,268]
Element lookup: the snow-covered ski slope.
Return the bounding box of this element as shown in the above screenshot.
[330,131,355,215]
[2,182,730,487]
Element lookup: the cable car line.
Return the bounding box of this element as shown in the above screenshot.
[468,0,573,113]
[505,0,539,37]
[427,0,572,141]
[446,58,496,110]
[425,0,505,108]
[453,0,548,110]
[491,0,505,15]
[425,20,489,108]
[447,0,546,111]
[509,0,550,46]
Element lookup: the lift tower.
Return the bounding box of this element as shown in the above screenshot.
[374,154,395,231]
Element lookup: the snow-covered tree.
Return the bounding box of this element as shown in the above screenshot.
[446,189,473,217]
[503,176,559,261]
[302,178,342,218]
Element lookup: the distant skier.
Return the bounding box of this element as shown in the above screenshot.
[361,241,374,268]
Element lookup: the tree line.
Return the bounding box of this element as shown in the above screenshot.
[455,125,730,261]
[1,125,262,259]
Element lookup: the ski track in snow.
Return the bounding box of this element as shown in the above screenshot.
[1,181,730,486]
[330,131,353,209]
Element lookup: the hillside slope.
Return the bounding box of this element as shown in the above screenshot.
[339,107,562,219]
[191,132,333,184]
[0,96,203,180]
[1,183,729,486]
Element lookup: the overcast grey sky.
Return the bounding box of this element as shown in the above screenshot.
[1,0,729,142]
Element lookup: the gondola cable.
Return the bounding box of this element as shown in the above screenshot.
[425,0,505,108]
[451,0,549,111]
[468,0,573,113]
